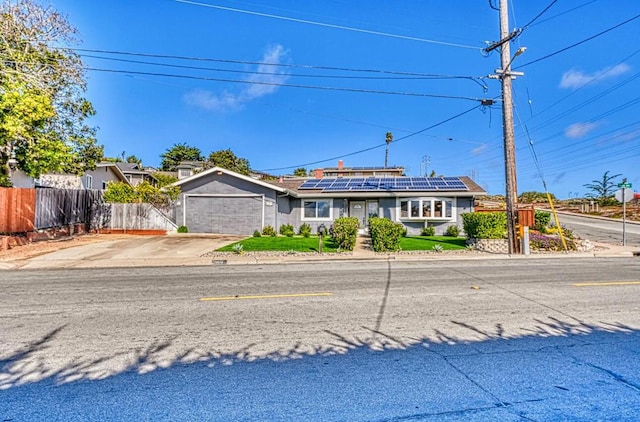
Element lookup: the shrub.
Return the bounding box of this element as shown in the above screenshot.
[534,210,551,231]
[253,230,261,237]
[421,225,436,236]
[298,223,312,238]
[445,225,460,237]
[432,244,444,253]
[461,212,507,239]
[369,217,404,252]
[232,243,244,254]
[279,223,295,237]
[177,225,188,233]
[262,225,277,237]
[329,217,359,251]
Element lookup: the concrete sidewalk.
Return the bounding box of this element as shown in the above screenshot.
[0,234,638,270]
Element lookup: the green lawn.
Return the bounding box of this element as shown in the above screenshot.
[399,236,468,251]
[217,235,339,253]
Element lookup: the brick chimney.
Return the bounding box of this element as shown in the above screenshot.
[338,160,344,170]
[315,168,324,179]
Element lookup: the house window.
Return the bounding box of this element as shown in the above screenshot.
[178,169,191,178]
[85,175,93,189]
[302,199,332,220]
[102,181,108,190]
[399,198,455,220]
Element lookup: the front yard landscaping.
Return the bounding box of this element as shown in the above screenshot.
[217,235,339,253]
[399,236,467,251]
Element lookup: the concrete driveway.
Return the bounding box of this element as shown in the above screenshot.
[1,234,244,270]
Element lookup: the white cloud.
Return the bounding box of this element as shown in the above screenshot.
[559,63,631,89]
[184,44,290,112]
[471,144,488,156]
[565,122,598,139]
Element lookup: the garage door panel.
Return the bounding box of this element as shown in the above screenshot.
[186,196,262,235]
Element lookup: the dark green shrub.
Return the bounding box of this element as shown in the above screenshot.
[279,223,295,237]
[177,225,189,233]
[253,230,261,237]
[298,223,312,238]
[445,225,460,237]
[329,217,359,251]
[262,225,277,237]
[421,225,436,236]
[461,212,507,239]
[369,217,405,252]
[534,210,551,231]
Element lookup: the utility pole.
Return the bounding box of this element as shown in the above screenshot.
[498,0,519,254]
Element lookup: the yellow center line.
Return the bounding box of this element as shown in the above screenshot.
[572,281,640,287]
[199,292,333,301]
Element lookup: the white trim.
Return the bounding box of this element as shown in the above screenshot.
[396,197,457,222]
[172,166,287,193]
[301,198,333,221]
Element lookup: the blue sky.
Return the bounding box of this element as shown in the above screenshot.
[49,0,640,197]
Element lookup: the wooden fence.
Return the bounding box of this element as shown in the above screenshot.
[1,187,176,235]
[35,188,103,230]
[0,188,36,233]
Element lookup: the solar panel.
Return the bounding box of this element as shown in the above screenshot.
[299,176,468,192]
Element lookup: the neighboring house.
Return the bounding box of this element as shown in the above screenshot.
[9,163,130,190]
[176,161,206,180]
[173,166,485,236]
[83,163,131,190]
[316,160,404,178]
[115,162,158,187]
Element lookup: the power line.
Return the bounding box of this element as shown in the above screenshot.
[70,48,485,80]
[78,53,487,83]
[521,0,558,30]
[82,66,487,101]
[259,104,482,172]
[175,0,482,50]
[515,12,640,69]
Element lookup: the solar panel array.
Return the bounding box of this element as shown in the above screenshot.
[298,177,468,192]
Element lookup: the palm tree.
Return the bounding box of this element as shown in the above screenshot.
[384,132,393,168]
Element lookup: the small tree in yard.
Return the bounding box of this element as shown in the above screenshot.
[583,171,621,205]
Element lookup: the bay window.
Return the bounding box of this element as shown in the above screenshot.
[399,198,454,220]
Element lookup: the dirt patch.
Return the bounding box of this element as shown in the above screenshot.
[0,234,130,262]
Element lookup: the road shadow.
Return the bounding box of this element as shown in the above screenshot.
[2,318,640,420]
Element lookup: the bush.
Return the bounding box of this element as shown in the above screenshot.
[421,225,436,236]
[279,223,295,237]
[177,225,188,233]
[253,230,261,237]
[445,225,460,237]
[534,210,551,231]
[298,223,312,238]
[329,217,359,251]
[369,217,405,252]
[461,212,507,239]
[262,225,277,237]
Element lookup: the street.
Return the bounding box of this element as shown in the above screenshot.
[2,259,640,420]
[556,212,640,247]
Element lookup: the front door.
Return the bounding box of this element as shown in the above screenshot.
[349,201,366,231]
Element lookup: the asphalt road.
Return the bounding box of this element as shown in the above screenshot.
[556,212,640,247]
[2,259,640,420]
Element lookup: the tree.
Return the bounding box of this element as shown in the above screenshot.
[0,0,102,186]
[103,181,179,207]
[583,171,621,204]
[160,142,203,171]
[293,167,308,177]
[208,149,250,175]
[126,155,142,166]
[153,172,178,188]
